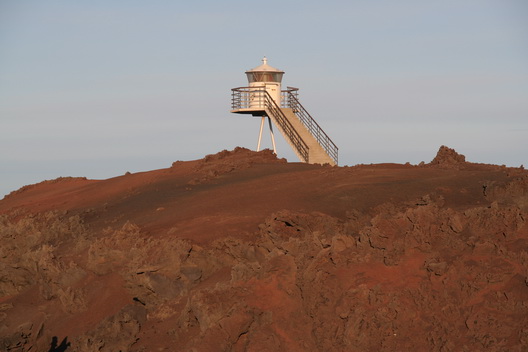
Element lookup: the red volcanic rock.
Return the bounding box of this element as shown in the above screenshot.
[0,147,527,351]
[429,145,466,168]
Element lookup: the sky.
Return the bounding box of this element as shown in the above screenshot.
[1,0,527,197]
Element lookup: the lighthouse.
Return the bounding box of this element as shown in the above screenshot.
[231,58,338,166]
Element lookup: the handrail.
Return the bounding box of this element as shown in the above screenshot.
[282,87,338,164]
[231,87,309,162]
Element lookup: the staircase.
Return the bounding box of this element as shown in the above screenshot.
[231,87,338,165]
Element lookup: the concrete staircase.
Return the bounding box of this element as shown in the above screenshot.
[270,107,336,165]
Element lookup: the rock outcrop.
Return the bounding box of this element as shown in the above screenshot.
[429,145,466,168]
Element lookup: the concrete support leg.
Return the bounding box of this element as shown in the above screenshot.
[257,116,265,151]
[268,117,277,154]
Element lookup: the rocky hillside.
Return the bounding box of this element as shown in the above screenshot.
[1,146,527,351]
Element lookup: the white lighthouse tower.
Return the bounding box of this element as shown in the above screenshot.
[246,57,284,109]
[231,58,338,166]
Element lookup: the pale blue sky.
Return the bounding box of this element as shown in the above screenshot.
[1,0,527,197]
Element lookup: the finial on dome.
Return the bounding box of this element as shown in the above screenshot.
[262,56,267,65]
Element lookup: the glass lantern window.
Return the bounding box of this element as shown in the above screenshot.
[247,72,283,83]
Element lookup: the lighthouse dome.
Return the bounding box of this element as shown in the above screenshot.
[245,57,284,83]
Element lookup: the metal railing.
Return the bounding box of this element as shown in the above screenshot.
[231,87,309,162]
[281,87,338,165]
[231,86,266,110]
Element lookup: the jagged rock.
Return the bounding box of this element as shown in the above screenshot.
[429,145,466,168]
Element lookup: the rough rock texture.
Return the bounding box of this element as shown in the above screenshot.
[1,147,527,351]
[429,145,466,167]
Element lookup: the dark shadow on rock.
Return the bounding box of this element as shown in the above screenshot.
[48,336,71,352]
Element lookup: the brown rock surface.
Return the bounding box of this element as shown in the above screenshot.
[429,145,466,167]
[1,147,527,351]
